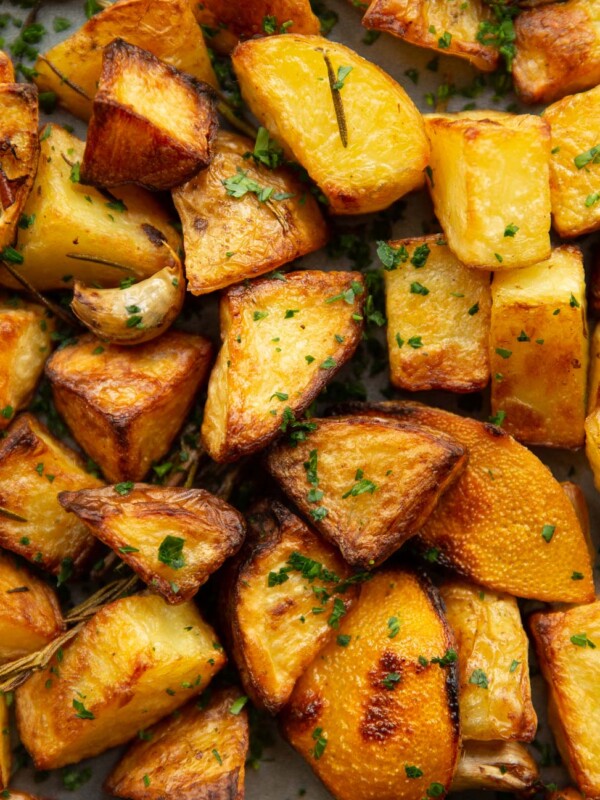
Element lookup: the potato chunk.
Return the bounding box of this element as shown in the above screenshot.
[439,580,536,742]
[16,593,226,769]
[81,40,217,192]
[0,414,102,574]
[452,741,539,792]
[490,245,588,448]
[232,34,429,214]
[0,295,54,430]
[221,499,359,713]
[266,415,466,568]
[34,0,216,120]
[105,686,248,799]
[0,696,9,791]
[363,0,499,72]
[59,484,245,603]
[172,130,328,295]
[201,271,364,462]
[0,51,14,83]
[0,125,182,292]
[46,331,212,482]
[530,599,600,799]
[282,569,459,800]
[543,85,600,237]
[383,236,491,392]
[424,112,551,269]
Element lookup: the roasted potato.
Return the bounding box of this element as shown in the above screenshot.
[16,593,226,769]
[513,0,600,104]
[424,111,551,269]
[585,409,600,491]
[81,40,218,192]
[34,0,217,120]
[547,789,587,800]
[0,695,9,791]
[530,599,600,799]
[0,413,102,574]
[266,415,467,568]
[172,130,328,295]
[363,0,499,72]
[490,245,588,448]
[588,322,600,413]
[383,235,491,392]
[0,125,182,292]
[46,331,212,482]
[439,580,536,742]
[105,686,249,799]
[232,34,430,214]
[452,741,539,792]
[562,481,591,542]
[201,271,364,463]
[0,51,14,83]
[220,499,359,713]
[282,568,460,800]
[0,295,54,430]
[59,484,245,603]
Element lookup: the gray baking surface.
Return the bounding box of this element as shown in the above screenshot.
[3,0,598,797]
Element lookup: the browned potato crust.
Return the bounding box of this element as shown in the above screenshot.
[59,484,245,603]
[46,331,212,482]
[172,130,328,295]
[0,51,14,83]
[105,686,248,799]
[452,741,539,792]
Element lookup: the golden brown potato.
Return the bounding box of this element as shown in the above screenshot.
[0,413,102,574]
[490,245,588,448]
[383,235,491,392]
[232,34,430,214]
[589,323,600,412]
[16,593,226,769]
[0,125,182,292]
[513,0,600,104]
[221,499,359,713]
[46,331,212,482]
[0,51,14,83]
[34,0,217,120]
[0,83,39,251]
[59,484,245,603]
[201,271,364,463]
[452,741,539,792]
[585,409,600,491]
[81,40,217,192]
[363,0,499,71]
[0,550,63,664]
[105,686,248,799]
[0,295,54,430]
[562,481,591,542]
[424,112,551,270]
[0,695,9,791]
[282,569,460,800]
[439,580,536,742]
[336,402,596,603]
[530,599,600,799]
[547,789,586,800]
[266,415,466,568]
[172,130,328,295]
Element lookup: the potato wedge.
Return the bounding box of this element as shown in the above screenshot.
[59,484,245,604]
[34,0,217,120]
[383,235,491,392]
[585,409,600,491]
[562,481,591,542]
[452,741,539,792]
[424,112,551,269]
[0,125,182,292]
[232,34,429,214]
[0,295,54,430]
[335,402,595,602]
[46,331,212,482]
[201,271,364,463]
[588,322,600,413]
[172,130,328,295]
[105,686,248,799]
[363,0,499,72]
[530,599,600,799]
[16,593,226,769]
[0,51,14,83]
[489,246,588,448]
[0,413,102,574]
[266,415,466,568]
[439,580,536,742]
[282,568,460,800]
[0,695,9,792]
[220,499,359,713]
[81,40,217,191]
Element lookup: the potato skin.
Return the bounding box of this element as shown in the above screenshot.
[282,568,460,800]
[105,686,248,800]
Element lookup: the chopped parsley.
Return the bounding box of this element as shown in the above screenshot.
[469,668,489,689]
[157,535,186,570]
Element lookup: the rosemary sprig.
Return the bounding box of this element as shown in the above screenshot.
[0,507,28,523]
[322,51,349,148]
[0,259,76,327]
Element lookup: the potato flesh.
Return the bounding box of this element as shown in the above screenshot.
[490,246,588,448]
[452,740,539,792]
[232,34,429,214]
